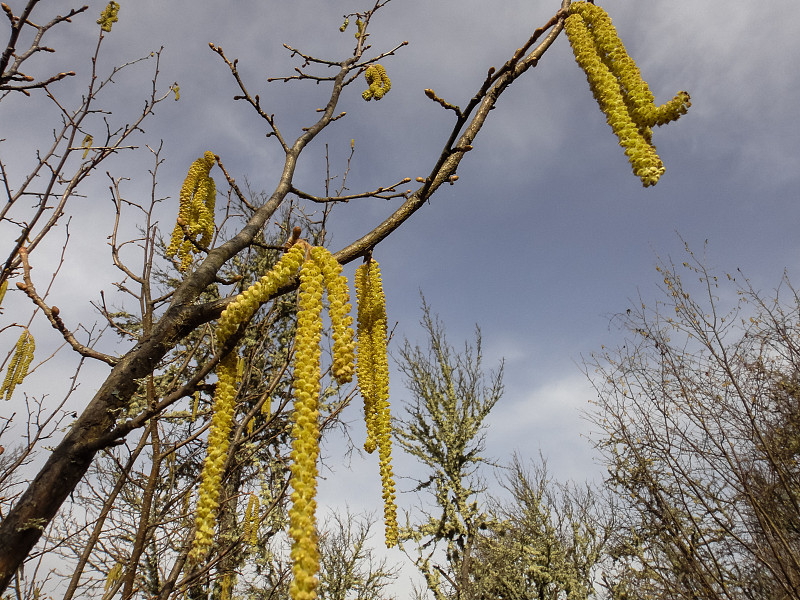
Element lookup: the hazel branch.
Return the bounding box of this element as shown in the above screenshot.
[353,40,409,68]
[424,89,462,118]
[209,43,288,152]
[0,2,88,93]
[16,248,117,366]
[291,178,412,204]
[214,155,254,212]
[91,290,138,340]
[330,3,570,264]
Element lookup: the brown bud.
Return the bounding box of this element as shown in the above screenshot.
[415,177,425,183]
[51,306,60,316]
[16,282,26,290]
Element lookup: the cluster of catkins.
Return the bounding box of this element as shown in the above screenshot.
[564,2,690,187]
[166,151,217,271]
[165,144,395,598]
[97,1,119,32]
[188,233,398,600]
[362,64,392,101]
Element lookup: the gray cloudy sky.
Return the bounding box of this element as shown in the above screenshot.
[3,0,800,593]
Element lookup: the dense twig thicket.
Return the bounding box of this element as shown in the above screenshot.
[589,248,800,600]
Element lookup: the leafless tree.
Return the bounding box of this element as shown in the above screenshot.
[588,246,800,600]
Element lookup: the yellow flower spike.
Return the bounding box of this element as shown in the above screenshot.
[310,246,355,385]
[565,10,662,185]
[565,2,690,187]
[354,259,397,547]
[217,243,307,344]
[249,494,260,546]
[1,329,35,401]
[167,152,217,271]
[192,237,354,586]
[191,391,200,421]
[189,351,238,563]
[81,134,93,159]
[220,574,233,600]
[362,64,391,102]
[376,65,391,97]
[354,264,377,451]
[0,278,8,307]
[288,257,325,600]
[243,493,260,547]
[572,2,690,129]
[105,562,122,592]
[97,1,120,32]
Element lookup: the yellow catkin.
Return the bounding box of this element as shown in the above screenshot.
[564,2,690,187]
[220,574,233,600]
[243,493,260,547]
[81,134,93,159]
[289,257,325,600]
[362,64,391,101]
[190,351,238,563]
[354,259,397,547]
[167,151,217,272]
[216,244,307,344]
[189,244,306,562]
[0,278,8,306]
[1,329,35,401]
[573,3,689,128]
[354,264,377,452]
[191,390,200,421]
[97,1,119,32]
[190,240,360,592]
[310,246,356,384]
[105,562,123,592]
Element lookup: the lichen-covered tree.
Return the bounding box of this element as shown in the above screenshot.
[394,302,504,600]
[0,0,694,597]
[396,304,612,600]
[470,455,613,600]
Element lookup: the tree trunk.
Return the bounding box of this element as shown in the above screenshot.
[0,301,198,591]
